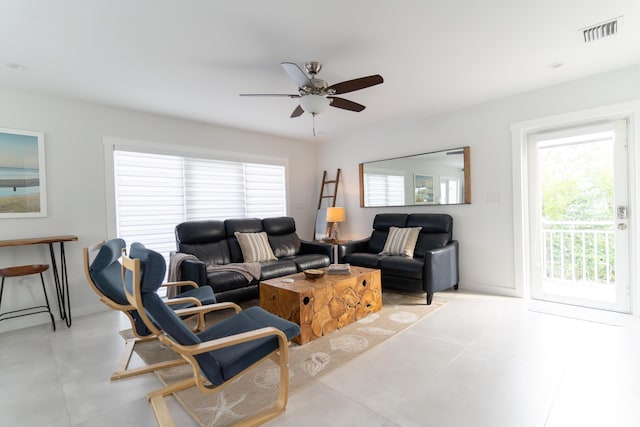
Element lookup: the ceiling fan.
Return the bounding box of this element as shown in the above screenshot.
[240,61,384,119]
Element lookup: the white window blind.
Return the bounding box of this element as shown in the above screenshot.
[363,173,405,206]
[245,162,287,218]
[114,151,185,257]
[183,158,245,220]
[113,150,287,258]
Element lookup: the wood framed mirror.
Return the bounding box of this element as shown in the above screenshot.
[359,146,471,207]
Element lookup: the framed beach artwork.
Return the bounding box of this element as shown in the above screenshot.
[0,128,47,218]
[414,174,434,204]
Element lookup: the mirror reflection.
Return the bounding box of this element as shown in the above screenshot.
[359,147,471,207]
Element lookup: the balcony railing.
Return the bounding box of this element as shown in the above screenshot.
[542,220,615,285]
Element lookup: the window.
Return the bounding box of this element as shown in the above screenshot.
[363,173,405,206]
[113,150,287,259]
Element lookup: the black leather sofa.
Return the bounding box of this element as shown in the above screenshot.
[174,216,332,302]
[338,213,459,304]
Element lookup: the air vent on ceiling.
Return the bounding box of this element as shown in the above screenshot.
[581,16,623,43]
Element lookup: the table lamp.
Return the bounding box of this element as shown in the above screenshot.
[326,207,346,242]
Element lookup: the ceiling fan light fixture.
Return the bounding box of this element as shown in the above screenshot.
[299,94,330,115]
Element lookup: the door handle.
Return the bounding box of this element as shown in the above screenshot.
[617,206,627,219]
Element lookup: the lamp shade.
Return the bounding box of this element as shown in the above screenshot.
[326,207,346,223]
[299,94,330,115]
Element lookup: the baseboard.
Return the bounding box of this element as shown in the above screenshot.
[457,281,520,299]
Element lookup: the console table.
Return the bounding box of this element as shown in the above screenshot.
[0,235,78,327]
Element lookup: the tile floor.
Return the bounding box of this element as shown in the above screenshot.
[2,289,640,427]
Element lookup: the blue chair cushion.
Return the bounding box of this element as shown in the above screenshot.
[142,291,204,348]
[196,306,300,384]
[143,292,300,386]
[129,242,166,293]
[91,239,215,336]
[90,239,153,337]
[89,238,127,304]
[128,242,300,387]
[169,286,216,309]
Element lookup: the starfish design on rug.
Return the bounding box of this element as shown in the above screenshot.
[300,352,330,376]
[197,392,247,427]
[330,334,369,352]
[389,311,418,324]
[254,366,293,388]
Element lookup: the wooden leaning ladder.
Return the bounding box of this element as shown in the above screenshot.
[315,168,341,238]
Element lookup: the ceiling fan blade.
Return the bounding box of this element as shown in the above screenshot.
[239,93,299,97]
[290,105,304,118]
[328,74,383,95]
[281,62,313,89]
[328,97,366,112]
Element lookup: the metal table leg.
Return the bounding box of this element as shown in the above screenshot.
[48,242,72,327]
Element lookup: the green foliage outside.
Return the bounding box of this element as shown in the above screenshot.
[540,139,615,284]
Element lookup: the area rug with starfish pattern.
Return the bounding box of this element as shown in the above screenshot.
[124,291,446,427]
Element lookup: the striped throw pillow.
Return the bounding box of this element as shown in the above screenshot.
[379,226,422,257]
[234,231,277,262]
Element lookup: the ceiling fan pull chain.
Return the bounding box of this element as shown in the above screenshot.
[313,113,317,137]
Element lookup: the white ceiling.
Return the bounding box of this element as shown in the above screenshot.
[2,1,639,142]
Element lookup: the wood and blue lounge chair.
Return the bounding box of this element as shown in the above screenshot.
[121,241,300,427]
[83,238,216,380]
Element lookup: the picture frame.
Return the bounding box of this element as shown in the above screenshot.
[414,174,434,204]
[0,128,47,218]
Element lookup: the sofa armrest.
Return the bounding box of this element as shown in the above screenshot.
[179,258,208,288]
[423,240,459,294]
[337,238,370,262]
[300,239,333,259]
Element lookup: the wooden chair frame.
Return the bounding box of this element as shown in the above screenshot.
[121,250,292,427]
[83,241,206,380]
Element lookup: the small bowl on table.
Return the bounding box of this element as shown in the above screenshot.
[303,269,325,280]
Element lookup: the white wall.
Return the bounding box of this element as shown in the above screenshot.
[318,64,640,297]
[0,88,317,333]
[4,63,640,333]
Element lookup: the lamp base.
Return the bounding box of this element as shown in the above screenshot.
[329,222,340,241]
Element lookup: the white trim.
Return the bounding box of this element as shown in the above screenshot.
[103,141,117,238]
[102,136,290,240]
[103,136,288,166]
[511,100,640,315]
[461,282,520,299]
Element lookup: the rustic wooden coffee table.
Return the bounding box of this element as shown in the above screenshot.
[259,266,382,344]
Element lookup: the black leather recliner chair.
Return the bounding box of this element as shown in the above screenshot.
[175,216,332,303]
[338,213,459,304]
